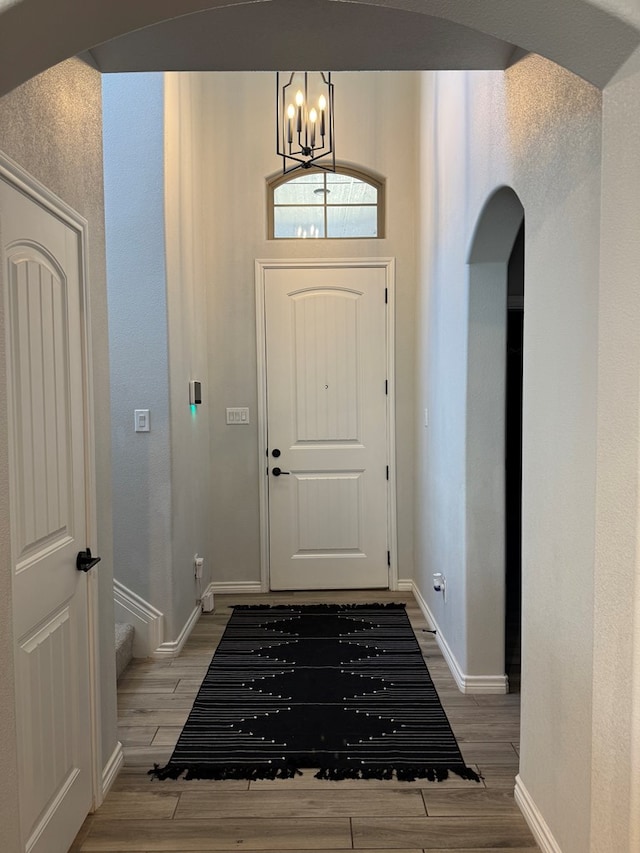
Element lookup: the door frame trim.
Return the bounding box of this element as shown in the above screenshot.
[255,257,398,592]
[0,151,103,820]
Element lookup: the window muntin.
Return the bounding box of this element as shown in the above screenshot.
[269,167,383,239]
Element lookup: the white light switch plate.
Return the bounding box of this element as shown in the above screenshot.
[134,409,150,432]
[226,407,249,425]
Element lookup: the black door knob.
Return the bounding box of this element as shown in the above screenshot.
[271,467,290,477]
[76,548,101,573]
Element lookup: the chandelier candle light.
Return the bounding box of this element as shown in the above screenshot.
[277,72,335,174]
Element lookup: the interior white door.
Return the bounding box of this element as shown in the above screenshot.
[1,176,94,853]
[265,264,389,590]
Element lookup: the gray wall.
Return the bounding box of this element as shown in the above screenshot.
[165,73,213,631]
[591,43,640,851]
[415,56,601,852]
[104,73,212,640]
[0,55,116,844]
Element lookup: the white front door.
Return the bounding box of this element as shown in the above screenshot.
[1,175,94,853]
[263,263,391,590]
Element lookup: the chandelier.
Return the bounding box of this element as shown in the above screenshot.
[276,72,335,175]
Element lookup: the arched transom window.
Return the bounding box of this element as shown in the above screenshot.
[268,166,385,239]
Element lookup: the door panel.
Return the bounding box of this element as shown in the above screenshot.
[10,251,73,567]
[292,290,359,441]
[265,265,389,590]
[295,472,363,552]
[18,608,76,834]
[1,177,93,853]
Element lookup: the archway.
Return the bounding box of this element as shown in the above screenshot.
[465,186,524,688]
[0,0,638,97]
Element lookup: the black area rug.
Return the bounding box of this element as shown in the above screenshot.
[150,603,480,783]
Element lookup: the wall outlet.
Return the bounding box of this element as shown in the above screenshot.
[433,572,446,601]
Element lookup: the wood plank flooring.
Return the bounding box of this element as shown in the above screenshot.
[71,591,538,852]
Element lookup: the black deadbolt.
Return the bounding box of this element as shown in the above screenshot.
[272,448,281,457]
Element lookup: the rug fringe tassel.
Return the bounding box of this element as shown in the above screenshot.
[148,762,480,783]
[148,763,303,781]
[313,764,482,783]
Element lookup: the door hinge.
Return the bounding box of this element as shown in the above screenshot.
[387,550,391,567]
[385,379,388,395]
[384,287,388,304]
[386,465,389,481]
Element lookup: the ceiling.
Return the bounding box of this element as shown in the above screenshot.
[89,0,519,73]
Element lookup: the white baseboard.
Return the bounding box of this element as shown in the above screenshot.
[114,580,164,658]
[209,581,264,595]
[200,581,215,611]
[114,579,208,659]
[153,603,201,659]
[101,741,124,801]
[462,673,509,693]
[200,581,216,599]
[409,579,508,695]
[515,775,563,853]
[397,578,413,592]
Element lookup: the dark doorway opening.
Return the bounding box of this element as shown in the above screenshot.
[505,222,524,693]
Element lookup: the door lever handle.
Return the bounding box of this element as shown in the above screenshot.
[271,467,290,477]
[76,548,101,573]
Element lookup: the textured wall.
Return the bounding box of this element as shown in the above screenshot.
[415,56,602,851]
[187,71,419,586]
[103,74,174,627]
[0,55,116,843]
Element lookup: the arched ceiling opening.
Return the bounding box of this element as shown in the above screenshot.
[89,1,518,74]
[0,0,638,97]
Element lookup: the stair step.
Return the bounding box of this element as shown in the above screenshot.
[115,622,135,681]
